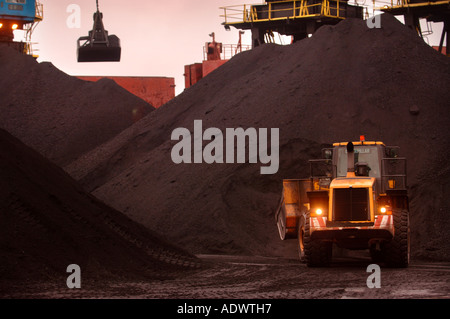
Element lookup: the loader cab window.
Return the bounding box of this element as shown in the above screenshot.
[336,146,381,178]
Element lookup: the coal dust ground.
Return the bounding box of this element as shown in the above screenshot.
[2,253,449,299]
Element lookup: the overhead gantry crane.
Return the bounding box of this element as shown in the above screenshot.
[220,0,365,47]
[380,0,449,56]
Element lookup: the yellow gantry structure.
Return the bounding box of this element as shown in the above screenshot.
[221,0,354,24]
[221,0,449,54]
[221,0,365,47]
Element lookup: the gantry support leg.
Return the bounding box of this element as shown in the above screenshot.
[404,12,422,37]
[251,27,265,48]
[438,19,449,55]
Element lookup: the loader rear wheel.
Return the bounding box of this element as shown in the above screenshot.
[303,212,332,267]
[383,209,410,268]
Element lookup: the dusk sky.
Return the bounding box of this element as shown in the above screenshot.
[16,0,445,95]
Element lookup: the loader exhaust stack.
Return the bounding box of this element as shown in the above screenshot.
[347,142,355,177]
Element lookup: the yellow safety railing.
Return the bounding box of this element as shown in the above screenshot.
[20,1,44,57]
[35,1,44,21]
[220,4,253,24]
[220,0,350,25]
[202,43,252,61]
[24,42,39,58]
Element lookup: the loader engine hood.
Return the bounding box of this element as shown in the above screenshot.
[330,177,376,189]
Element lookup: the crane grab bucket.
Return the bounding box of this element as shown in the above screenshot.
[77,2,121,63]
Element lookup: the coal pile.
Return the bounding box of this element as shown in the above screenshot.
[0,128,200,296]
[0,44,154,166]
[68,14,450,260]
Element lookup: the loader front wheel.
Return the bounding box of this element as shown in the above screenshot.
[303,212,332,267]
[383,209,410,268]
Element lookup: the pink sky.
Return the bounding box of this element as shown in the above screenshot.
[23,1,445,95]
[28,0,255,95]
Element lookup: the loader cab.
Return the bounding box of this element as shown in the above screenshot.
[309,140,407,194]
[334,144,382,179]
[330,141,407,195]
[332,142,385,197]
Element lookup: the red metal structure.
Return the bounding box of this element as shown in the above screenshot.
[184,32,250,89]
[77,76,175,108]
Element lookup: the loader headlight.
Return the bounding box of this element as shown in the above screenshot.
[12,24,18,30]
[0,23,3,29]
[310,208,323,217]
[378,206,392,215]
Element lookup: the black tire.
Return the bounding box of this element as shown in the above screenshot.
[383,209,410,268]
[297,214,306,261]
[303,211,332,267]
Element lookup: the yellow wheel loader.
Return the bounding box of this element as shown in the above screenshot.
[275,137,410,267]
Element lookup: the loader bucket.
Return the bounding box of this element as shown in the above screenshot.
[283,180,301,205]
[77,35,121,62]
[275,179,302,240]
[276,179,310,240]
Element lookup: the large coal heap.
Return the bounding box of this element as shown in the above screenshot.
[0,44,154,166]
[68,14,450,260]
[0,128,199,296]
